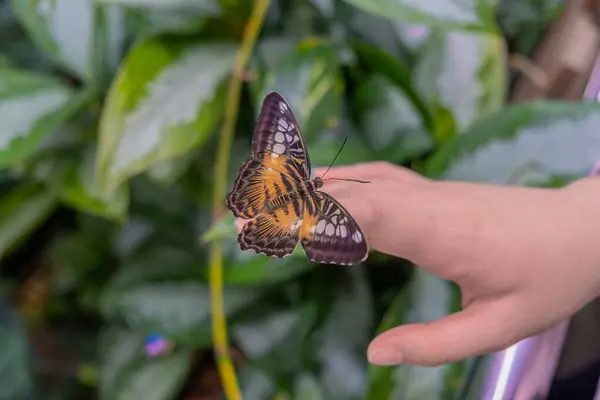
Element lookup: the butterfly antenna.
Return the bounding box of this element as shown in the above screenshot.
[320,137,371,184]
[325,177,371,183]
[320,136,348,180]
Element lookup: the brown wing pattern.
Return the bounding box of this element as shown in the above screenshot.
[226,152,303,219]
[300,192,368,265]
[252,92,311,179]
[238,200,304,258]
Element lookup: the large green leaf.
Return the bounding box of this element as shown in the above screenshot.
[334,1,410,60]
[352,43,429,123]
[253,39,343,144]
[294,373,326,400]
[317,268,373,399]
[220,236,316,285]
[340,0,498,32]
[93,0,221,14]
[98,329,192,400]
[0,183,57,260]
[10,0,126,82]
[354,74,432,163]
[414,29,506,133]
[426,102,600,183]
[231,303,318,378]
[0,69,93,169]
[98,281,260,346]
[366,269,461,400]
[0,302,35,400]
[60,145,129,222]
[238,365,277,400]
[97,36,235,195]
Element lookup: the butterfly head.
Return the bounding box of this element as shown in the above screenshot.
[313,176,324,189]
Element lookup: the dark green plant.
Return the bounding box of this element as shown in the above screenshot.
[0,0,597,399]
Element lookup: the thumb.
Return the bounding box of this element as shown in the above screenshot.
[367,300,519,366]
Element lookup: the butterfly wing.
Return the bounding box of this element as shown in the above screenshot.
[238,198,304,258]
[227,92,310,219]
[226,152,305,219]
[252,92,311,179]
[300,192,368,265]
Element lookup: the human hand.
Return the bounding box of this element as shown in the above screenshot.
[308,162,600,366]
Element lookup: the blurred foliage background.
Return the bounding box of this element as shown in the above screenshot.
[0,0,599,399]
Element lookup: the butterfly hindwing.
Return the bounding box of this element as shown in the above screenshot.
[300,192,368,265]
[238,199,304,258]
[252,92,311,179]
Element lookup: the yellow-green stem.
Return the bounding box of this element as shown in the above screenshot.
[209,1,271,399]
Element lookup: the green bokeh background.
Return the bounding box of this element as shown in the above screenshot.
[0,0,596,399]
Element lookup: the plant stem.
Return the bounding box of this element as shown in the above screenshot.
[209,1,271,399]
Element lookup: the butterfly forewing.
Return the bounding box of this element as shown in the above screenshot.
[252,92,311,179]
[300,192,368,265]
[226,155,301,219]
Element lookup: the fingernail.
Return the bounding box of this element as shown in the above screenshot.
[368,348,404,365]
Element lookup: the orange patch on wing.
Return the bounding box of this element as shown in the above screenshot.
[299,199,318,240]
[273,203,301,229]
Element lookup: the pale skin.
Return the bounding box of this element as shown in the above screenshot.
[236,161,600,366]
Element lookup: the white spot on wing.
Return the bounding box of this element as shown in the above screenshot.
[274,132,285,143]
[279,102,288,112]
[340,226,347,238]
[272,143,286,154]
[331,215,338,224]
[290,219,303,230]
[279,119,289,130]
[316,220,326,234]
[325,223,335,236]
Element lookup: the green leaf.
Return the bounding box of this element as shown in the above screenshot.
[366,269,459,400]
[10,0,126,82]
[0,184,57,260]
[365,287,411,400]
[97,36,236,195]
[219,236,316,285]
[108,245,202,287]
[0,303,35,400]
[294,373,326,400]
[99,329,192,400]
[232,304,318,376]
[238,364,277,400]
[414,29,506,133]
[253,39,343,143]
[352,43,429,123]
[0,69,94,169]
[93,0,222,15]
[146,151,195,187]
[99,281,260,346]
[307,117,375,168]
[60,146,129,222]
[426,102,600,183]
[340,0,497,32]
[354,74,433,163]
[317,268,373,399]
[124,7,209,37]
[335,1,410,60]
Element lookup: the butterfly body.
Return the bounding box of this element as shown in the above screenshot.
[226,92,368,265]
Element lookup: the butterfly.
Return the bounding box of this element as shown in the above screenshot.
[225,91,369,265]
